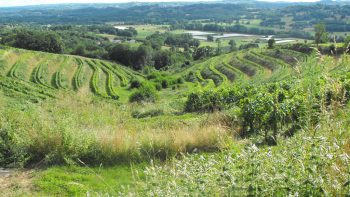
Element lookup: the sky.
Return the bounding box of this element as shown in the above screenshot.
[0,0,322,7]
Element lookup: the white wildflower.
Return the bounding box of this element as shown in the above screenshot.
[251,144,259,153]
[266,148,272,158]
[326,154,333,159]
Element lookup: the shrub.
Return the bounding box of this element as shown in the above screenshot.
[161,79,169,89]
[155,83,162,91]
[129,79,142,89]
[0,128,26,167]
[177,77,185,84]
[129,84,158,103]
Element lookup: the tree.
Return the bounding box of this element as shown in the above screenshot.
[228,40,237,51]
[193,46,215,60]
[268,38,275,49]
[154,50,172,70]
[109,44,132,66]
[207,35,214,42]
[216,39,222,55]
[134,45,153,70]
[314,23,328,47]
[184,43,190,52]
[1,29,64,53]
[74,45,86,56]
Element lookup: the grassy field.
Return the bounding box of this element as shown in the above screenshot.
[1,43,350,195]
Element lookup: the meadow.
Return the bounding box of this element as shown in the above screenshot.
[1,41,350,195]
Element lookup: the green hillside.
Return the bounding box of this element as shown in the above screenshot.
[0,47,141,103]
[0,46,309,104]
[2,45,350,196]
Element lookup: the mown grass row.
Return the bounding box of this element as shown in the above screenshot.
[86,60,110,98]
[72,58,85,90]
[97,61,129,87]
[31,63,53,89]
[208,59,228,86]
[52,57,70,89]
[105,70,119,100]
[52,71,65,89]
[0,48,144,102]
[244,51,278,71]
[7,53,33,79]
[0,75,56,101]
[229,57,257,77]
[262,49,306,66]
[215,64,236,82]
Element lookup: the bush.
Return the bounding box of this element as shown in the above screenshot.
[129,84,158,103]
[155,83,162,91]
[129,79,142,89]
[161,79,169,89]
[177,77,185,84]
[0,128,26,167]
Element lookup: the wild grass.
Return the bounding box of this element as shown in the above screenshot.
[123,106,350,196]
[0,91,230,167]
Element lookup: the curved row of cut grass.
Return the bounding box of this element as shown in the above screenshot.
[250,50,294,82]
[207,57,229,86]
[0,75,56,100]
[72,58,85,90]
[31,62,53,89]
[52,71,66,89]
[244,51,278,71]
[221,53,247,83]
[200,66,223,87]
[52,56,71,89]
[215,63,237,82]
[262,49,306,66]
[7,52,33,79]
[229,57,257,78]
[237,54,270,80]
[86,60,110,98]
[97,61,125,86]
[105,70,119,100]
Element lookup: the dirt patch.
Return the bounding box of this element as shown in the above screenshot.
[0,169,36,196]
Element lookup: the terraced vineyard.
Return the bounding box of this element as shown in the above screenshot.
[0,47,139,102]
[181,48,308,87]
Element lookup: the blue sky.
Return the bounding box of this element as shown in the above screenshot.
[0,0,321,7]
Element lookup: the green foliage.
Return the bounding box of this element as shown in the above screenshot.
[228,40,237,51]
[239,43,259,50]
[207,35,214,42]
[129,83,158,103]
[0,127,26,167]
[314,23,328,46]
[1,29,64,53]
[35,165,144,196]
[126,123,350,196]
[184,70,350,143]
[268,38,275,49]
[161,79,169,89]
[193,46,215,60]
[129,79,142,89]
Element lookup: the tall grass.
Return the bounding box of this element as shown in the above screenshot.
[123,106,350,196]
[0,91,230,167]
